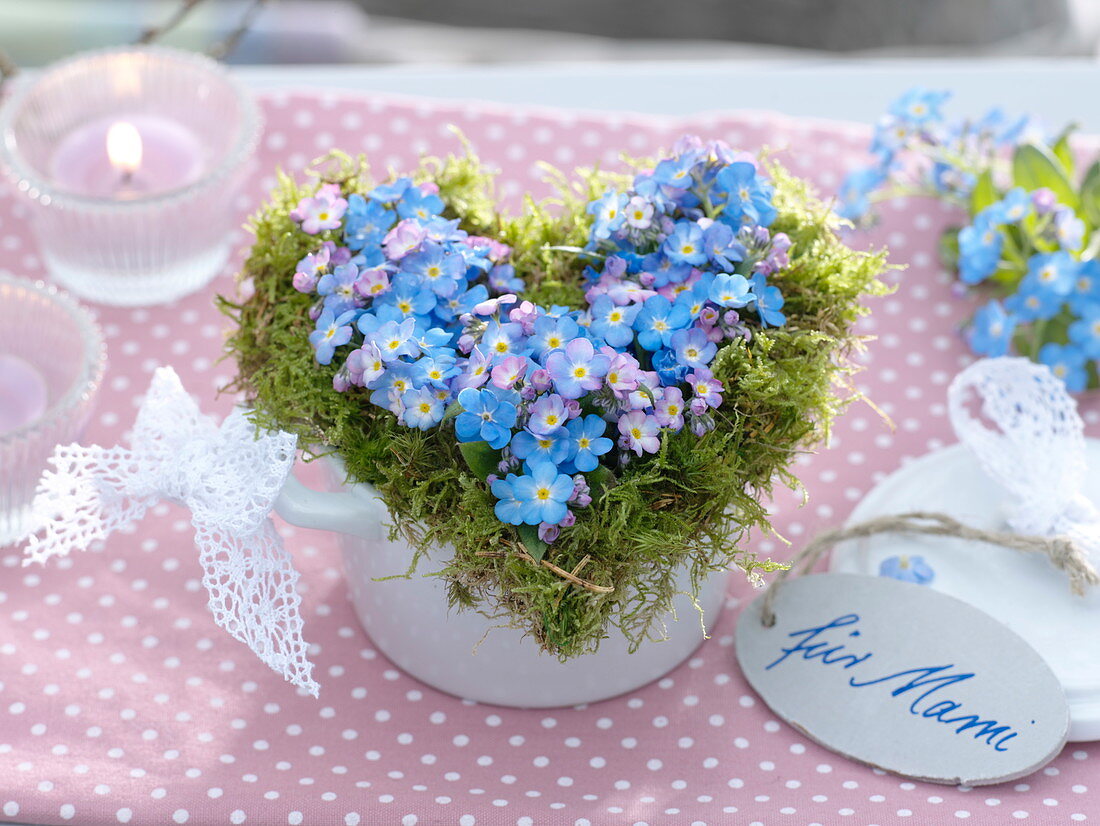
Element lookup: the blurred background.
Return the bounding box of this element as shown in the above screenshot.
[3,0,1100,66]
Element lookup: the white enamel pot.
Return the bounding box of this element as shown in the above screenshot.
[274,458,730,708]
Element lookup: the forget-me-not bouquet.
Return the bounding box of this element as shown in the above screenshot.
[224,136,885,658]
[840,88,1100,391]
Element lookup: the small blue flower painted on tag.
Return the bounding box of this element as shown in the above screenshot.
[879,554,935,585]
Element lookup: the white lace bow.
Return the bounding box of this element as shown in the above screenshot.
[948,356,1100,560]
[26,367,319,697]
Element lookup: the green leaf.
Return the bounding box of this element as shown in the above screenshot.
[517,523,549,561]
[969,169,998,215]
[1080,161,1100,229]
[441,401,463,423]
[1052,129,1077,179]
[1012,143,1079,209]
[938,227,960,270]
[458,440,501,481]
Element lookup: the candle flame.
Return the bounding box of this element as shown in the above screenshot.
[106,121,142,176]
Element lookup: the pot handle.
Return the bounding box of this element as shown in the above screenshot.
[274,472,382,540]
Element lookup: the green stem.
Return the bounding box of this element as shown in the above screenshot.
[1029,318,1049,360]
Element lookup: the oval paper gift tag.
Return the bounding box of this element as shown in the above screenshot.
[736,573,1069,786]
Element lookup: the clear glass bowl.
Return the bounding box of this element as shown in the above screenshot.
[0,275,106,545]
[0,46,262,306]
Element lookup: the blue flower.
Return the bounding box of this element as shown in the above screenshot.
[957,216,1003,286]
[368,318,421,363]
[968,300,1017,357]
[1069,303,1100,359]
[482,320,530,360]
[650,152,699,188]
[1004,286,1063,322]
[1069,261,1100,314]
[416,352,460,388]
[544,337,610,399]
[507,462,574,526]
[368,361,419,414]
[435,284,489,323]
[653,348,688,387]
[709,273,752,309]
[317,262,363,314]
[529,314,580,357]
[401,243,466,298]
[510,427,574,466]
[987,187,1031,225]
[662,221,707,266]
[702,222,746,270]
[396,187,445,222]
[589,296,641,348]
[634,295,691,352]
[670,327,717,370]
[837,167,886,221]
[454,387,517,449]
[343,194,395,251]
[641,252,692,288]
[1038,343,1089,392]
[715,162,776,227]
[369,176,414,203]
[588,190,628,241]
[488,263,525,294]
[309,308,357,365]
[879,554,935,585]
[749,273,786,327]
[1022,252,1076,297]
[565,414,613,473]
[375,273,437,319]
[889,88,949,125]
[490,474,526,525]
[673,274,716,319]
[401,386,445,430]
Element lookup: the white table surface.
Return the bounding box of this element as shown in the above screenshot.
[236,58,1100,130]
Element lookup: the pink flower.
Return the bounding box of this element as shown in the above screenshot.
[655,386,685,431]
[383,219,426,260]
[605,352,640,397]
[508,300,539,334]
[473,294,517,317]
[291,192,347,235]
[292,270,319,293]
[462,236,512,264]
[354,268,390,299]
[686,368,724,409]
[491,356,527,390]
[617,411,661,456]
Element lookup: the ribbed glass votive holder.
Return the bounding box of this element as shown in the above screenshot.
[0,46,262,306]
[0,276,106,545]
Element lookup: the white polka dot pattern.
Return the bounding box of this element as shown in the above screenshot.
[0,92,1096,826]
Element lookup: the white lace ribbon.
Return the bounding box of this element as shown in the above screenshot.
[25,367,319,697]
[948,356,1100,560]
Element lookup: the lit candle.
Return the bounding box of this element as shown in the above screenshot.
[0,45,261,306]
[0,354,48,436]
[49,114,204,199]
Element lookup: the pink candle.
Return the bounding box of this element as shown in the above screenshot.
[49,114,204,198]
[0,354,48,435]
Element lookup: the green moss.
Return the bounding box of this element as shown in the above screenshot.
[220,145,889,659]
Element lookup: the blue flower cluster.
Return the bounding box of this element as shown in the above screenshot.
[838,88,1046,222]
[963,186,1095,388]
[839,88,1098,391]
[288,136,791,544]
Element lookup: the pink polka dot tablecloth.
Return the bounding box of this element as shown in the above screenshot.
[1,89,1098,826]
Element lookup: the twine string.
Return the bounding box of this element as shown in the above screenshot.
[759,511,1100,627]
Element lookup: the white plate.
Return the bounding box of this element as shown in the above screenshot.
[829,440,1100,742]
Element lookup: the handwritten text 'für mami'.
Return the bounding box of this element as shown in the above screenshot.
[765,613,1024,753]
